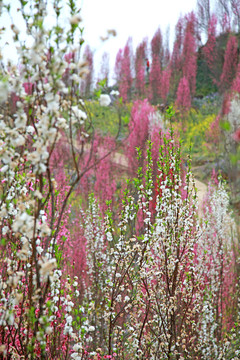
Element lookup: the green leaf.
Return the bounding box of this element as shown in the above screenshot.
[220,121,231,131]
[97,78,107,88]
[230,153,238,165]
[122,115,129,124]
[94,89,101,99]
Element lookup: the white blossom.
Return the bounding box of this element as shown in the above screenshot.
[70,14,82,25]
[99,94,111,107]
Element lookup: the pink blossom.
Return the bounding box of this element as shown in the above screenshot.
[23,82,34,95]
[182,12,197,96]
[220,36,238,92]
[232,127,240,142]
[64,52,75,64]
[175,76,191,110]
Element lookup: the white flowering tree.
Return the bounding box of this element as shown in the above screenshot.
[77,134,200,358]
[222,94,240,201]
[0,0,118,358]
[197,180,238,360]
[77,133,239,359]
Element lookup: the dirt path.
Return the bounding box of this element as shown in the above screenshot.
[194,178,207,203]
[193,178,208,217]
[112,150,208,213]
[72,140,208,212]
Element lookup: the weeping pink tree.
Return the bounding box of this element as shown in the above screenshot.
[93,136,117,213]
[220,35,239,93]
[81,45,94,97]
[175,76,191,114]
[99,51,110,86]
[117,38,133,102]
[160,67,171,104]
[203,14,219,84]
[114,48,123,84]
[170,13,198,104]
[149,55,161,104]
[127,99,155,174]
[182,12,197,98]
[232,63,240,93]
[135,39,147,98]
[170,16,184,96]
[149,28,163,104]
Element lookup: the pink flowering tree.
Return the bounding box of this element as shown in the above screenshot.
[160,67,171,104]
[170,13,198,103]
[117,39,133,102]
[99,51,110,86]
[232,63,240,93]
[114,48,123,84]
[220,35,238,93]
[182,12,197,98]
[203,14,219,84]
[149,54,162,104]
[134,39,148,98]
[81,45,94,97]
[170,16,184,96]
[175,76,192,113]
[126,99,155,174]
[149,29,163,104]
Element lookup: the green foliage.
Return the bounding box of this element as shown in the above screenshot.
[86,100,132,138]
[94,79,107,99]
[180,109,218,161]
[196,50,218,97]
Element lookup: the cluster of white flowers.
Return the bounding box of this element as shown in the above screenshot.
[0,0,96,357]
[0,258,25,328]
[99,94,111,107]
[197,180,236,358]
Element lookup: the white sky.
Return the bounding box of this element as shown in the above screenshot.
[1,0,198,84]
[81,0,198,83]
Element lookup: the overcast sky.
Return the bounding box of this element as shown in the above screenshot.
[1,0,198,83]
[81,0,198,82]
